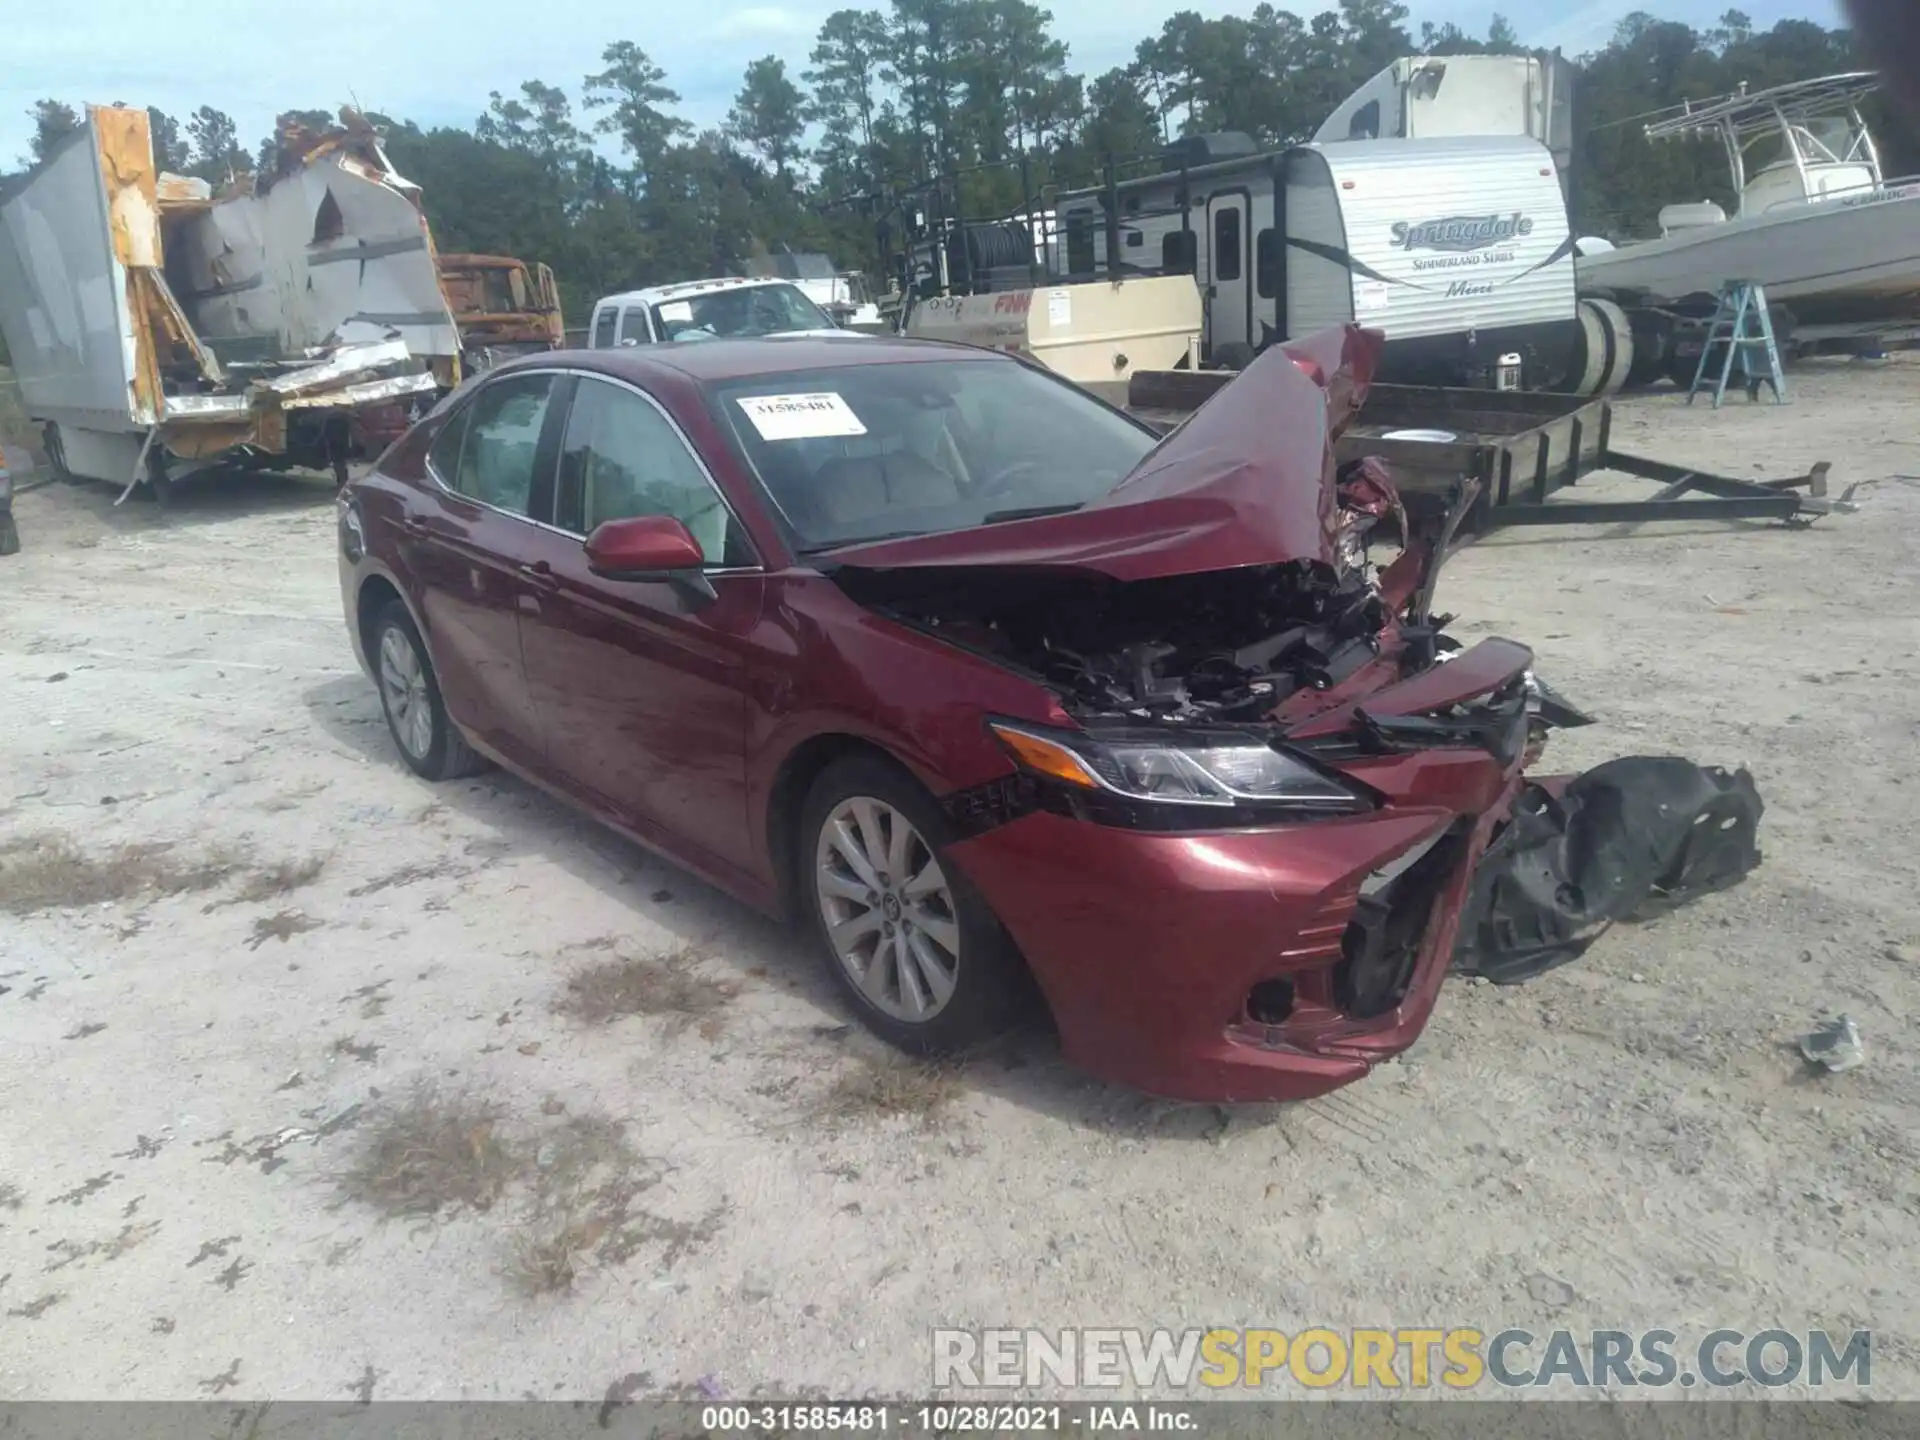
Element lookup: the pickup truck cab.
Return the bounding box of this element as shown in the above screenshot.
[587,276,855,349]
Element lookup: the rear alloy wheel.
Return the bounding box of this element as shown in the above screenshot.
[801,756,1026,1054]
[370,601,487,782]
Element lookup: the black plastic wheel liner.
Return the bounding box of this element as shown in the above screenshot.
[1450,758,1764,986]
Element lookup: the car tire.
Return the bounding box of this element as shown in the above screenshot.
[369,600,488,782]
[800,755,1027,1056]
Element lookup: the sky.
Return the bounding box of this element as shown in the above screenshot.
[1,0,1849,169]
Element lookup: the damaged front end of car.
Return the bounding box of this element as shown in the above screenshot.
[822,327,1764,1098]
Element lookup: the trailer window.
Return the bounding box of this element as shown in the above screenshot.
[312,190,344,244]
[592,307,618,349]
[1348,100,1381,141]
[1256,228,1278,299]
[1161,231,1196,275]
[1214,208,1242,282]
[1065,214,1095,277]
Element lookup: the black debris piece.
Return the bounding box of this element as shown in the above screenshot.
[1451,758,1764,985]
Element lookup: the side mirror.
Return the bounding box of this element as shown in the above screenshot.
[584,515,716,604]
[618,336,641,347]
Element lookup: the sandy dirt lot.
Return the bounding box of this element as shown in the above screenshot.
[2,363,1917,1404]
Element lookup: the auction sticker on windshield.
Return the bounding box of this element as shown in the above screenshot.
[736,392,867,441]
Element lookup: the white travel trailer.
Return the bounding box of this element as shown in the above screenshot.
[1314,53,1576,180]
[1053,134,1591,391]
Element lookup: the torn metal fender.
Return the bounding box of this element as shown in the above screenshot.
[1451,758,1765,985]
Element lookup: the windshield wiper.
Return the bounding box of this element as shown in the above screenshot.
[800,503,1086,556]
[798,530,926,554]
[981,503,1084,523]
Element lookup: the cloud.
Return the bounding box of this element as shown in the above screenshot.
[711,6,815,42]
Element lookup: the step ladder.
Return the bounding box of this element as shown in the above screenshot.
[1688,280,1788,408]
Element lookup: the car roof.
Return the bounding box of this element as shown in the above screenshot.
[543,334,1005,384]
[592,276,800,308]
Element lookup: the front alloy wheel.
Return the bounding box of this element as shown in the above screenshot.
[815,797,962,1022]
[800,755,1029,1055]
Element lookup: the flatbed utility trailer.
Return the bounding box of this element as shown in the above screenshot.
[1125,369,1846,535]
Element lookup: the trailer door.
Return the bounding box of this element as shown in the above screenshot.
[1203,190,1252,360]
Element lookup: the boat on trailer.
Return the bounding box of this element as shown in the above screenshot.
[1575,73,1920,356]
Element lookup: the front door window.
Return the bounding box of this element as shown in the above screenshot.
[555,378,753,565]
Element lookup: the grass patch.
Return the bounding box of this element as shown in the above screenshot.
[335,1086,517,1220]
[817,1053,962,1128]
[502,1115,669,1298]
[0,834,240,915]
[0,833,331,917]
[215,855,328,909]
[555,944,739,1037]
[336,1090,721,1297]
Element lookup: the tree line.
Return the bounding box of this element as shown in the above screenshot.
[11,4,1894,326]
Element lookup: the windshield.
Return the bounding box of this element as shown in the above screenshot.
[651,283,834,342]
[711,359,1159,550]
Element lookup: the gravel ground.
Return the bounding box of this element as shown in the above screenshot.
[1,361,1916,1403]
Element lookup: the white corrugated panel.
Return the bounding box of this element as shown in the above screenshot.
[1313,137,1574,342]
[1285,150,1356,336]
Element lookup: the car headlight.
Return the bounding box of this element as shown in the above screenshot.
[989,720,1369,815]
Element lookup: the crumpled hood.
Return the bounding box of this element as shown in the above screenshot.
[823,325,1384,582]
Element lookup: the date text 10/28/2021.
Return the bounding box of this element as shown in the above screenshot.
[700,1405,1195,1433]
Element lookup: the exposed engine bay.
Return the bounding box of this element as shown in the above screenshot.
[834,458,1416,727]
[852,559,1389,723]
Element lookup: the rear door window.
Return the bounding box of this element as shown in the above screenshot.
[426,406,471,487]
[447,373,557,517]
[619,307,649,345]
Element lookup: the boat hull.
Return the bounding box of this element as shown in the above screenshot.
[1576,184,1920,331]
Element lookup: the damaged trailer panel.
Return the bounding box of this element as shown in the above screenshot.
[169,108,461,383]
[0,106,445,492]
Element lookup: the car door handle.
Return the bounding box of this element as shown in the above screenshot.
[518,560,557,589]
[401,514,429,536]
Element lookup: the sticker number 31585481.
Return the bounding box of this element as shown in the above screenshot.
[735,392,868,441]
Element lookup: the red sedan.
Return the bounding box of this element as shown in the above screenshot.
[336,329,1545,1102]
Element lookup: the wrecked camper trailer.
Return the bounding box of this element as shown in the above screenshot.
[0,105,455,499]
